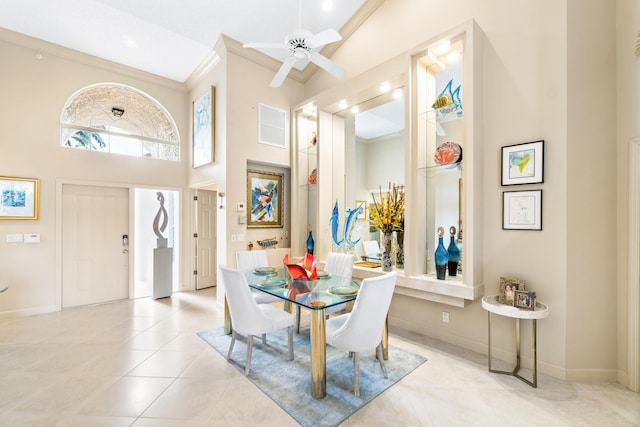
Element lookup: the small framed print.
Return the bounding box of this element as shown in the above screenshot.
[503,190,542,230]
[0,176,40,220]
[514,290,536,310]
[501,140,544,186]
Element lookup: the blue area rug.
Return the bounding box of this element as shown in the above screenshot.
[197,326,426,427]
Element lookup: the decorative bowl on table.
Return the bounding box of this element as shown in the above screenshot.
[283,253,317,281]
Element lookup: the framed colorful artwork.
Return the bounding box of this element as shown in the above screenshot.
[192,86,215,168]
[0,176,40,220]
[247,170,283,228]
[503,190,542,230]
[501,140,544,185]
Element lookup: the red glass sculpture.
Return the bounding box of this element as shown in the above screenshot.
[283,253,318,281]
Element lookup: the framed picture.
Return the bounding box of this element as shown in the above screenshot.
[355,200,367,221]
[501,140,544,186]
[499,277,526,305]
[247,170,283,228]
[503,190,542,230]
[193,86,215,168]
[514,290,536,310]
[0,176,40,220]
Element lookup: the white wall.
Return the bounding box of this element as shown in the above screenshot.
[0,29,190,315]
[305,0,618,381]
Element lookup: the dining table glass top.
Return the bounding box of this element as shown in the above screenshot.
[244,266,359,310]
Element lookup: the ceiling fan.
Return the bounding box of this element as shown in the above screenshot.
[243,0,346,87]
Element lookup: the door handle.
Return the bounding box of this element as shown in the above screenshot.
[122,234,129,254]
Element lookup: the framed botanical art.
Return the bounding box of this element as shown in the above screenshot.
[0,176,40,220]
[501,140,544,185]
[247,170,283,228]
[192,86,215,168]
[503,189,542,230]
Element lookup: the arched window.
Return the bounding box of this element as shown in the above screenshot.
[61,83,179,161]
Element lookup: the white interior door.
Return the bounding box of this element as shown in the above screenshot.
[196,189,216,289]
[62,185,129,308]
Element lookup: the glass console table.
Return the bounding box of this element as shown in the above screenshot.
[482,295,549,388]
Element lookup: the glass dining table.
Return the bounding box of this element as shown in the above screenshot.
[223,266,364,399]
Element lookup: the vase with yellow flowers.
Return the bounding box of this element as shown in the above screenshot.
[369,183,405,272]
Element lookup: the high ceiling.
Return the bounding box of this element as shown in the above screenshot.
[0,0,368,82]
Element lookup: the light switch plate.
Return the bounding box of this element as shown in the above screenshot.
[24,234,41,243]
[6,234,23,243]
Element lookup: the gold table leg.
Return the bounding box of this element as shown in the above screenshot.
[224,296,231,335]
[487,312,538,388]
[310,301,326,399]
[381,314,389,360]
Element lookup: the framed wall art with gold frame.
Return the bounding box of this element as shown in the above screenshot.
[0,176,40,220]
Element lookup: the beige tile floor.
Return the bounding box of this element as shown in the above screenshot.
[1,288,639,426]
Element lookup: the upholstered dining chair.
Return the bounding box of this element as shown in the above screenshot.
[295,252,354,332]
[236,250,281,305]
[219,265,294,375]
[325,271,397,397]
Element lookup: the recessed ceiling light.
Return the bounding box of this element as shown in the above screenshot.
[322,1,334,12]
[434,40,451,55]
[350,106,360,114]
[446,51,460,63]
[379,81,391,93]
[35,53,44,60]
[392,89,403,99]
[338,100,348,109]
[122,36,137,49]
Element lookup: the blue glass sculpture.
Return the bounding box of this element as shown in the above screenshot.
[306,226,314,255]
[447,226,460,277]
[435,226,448,280]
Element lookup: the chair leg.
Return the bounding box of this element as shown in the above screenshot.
[296,306,302,333]
[376,343,388,379]
[287,325,294,360]
[245,334,254,376]
[227,330,237,360]
[261,333,267,345]
[353,352,360,397]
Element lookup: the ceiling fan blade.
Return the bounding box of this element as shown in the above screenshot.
[243,42,287,50]
[307,28,342,49]
[308,52,346,78]
[270,56,297,88]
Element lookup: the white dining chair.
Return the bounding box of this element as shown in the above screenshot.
[236,250,281,305]
[325,271,397,397]
[219,265,294,375]
[295,252,354,332]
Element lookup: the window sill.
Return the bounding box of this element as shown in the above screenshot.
[352,265,484,307]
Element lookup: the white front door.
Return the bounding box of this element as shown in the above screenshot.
[196,189,216,289]
[62,185,129,308]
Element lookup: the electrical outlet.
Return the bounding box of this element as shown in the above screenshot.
[231,234,237,243]
[237,234,244,242]
[442,311,450,323]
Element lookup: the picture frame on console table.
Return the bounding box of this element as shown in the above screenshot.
[501,140,544,186]
[514,290,536,310]
[0,176,40,220]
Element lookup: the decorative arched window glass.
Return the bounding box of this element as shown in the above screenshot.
[61,83,179,161]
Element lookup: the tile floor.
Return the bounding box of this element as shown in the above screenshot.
[0,288,639,426]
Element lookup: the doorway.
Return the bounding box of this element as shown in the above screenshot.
[61,184,129,308]
[195,188,217,289]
